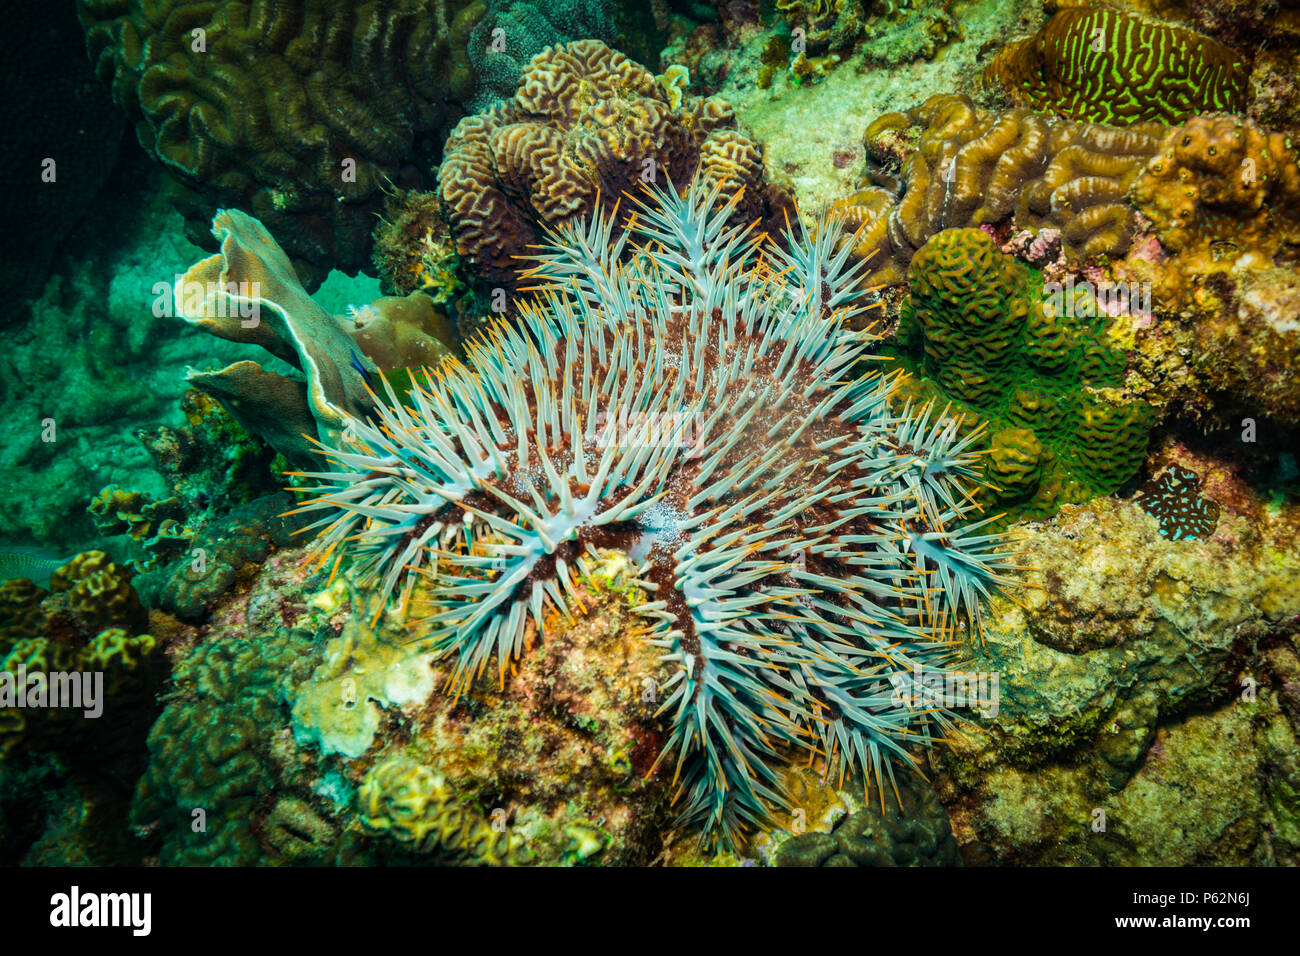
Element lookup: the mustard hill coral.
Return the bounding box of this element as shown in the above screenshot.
[437,39,794,289]
[893,228,1153,521]
[984,6,1250,126]
[834,94,1163,284]
[1120,114,1300,425]
[1130,114,1300,274]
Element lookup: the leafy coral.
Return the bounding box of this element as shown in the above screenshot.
[892,228,1153,522]
[292,181,1016,846]
[76,0,490,286]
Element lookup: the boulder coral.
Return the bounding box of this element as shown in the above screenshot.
[936,485,1300,865]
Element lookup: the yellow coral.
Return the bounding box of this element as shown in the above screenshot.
[358,756,532,865]
[1131,115,1300,273]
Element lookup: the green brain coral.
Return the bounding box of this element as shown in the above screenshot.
[984,7,1249,126]
[892,228,1152,522]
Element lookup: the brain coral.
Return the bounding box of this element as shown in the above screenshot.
[357,756,533,865]
[893,228,1153,521]
[437,39,795,288]
[774,0,866,54]
[834,94,1163,285]
[983,6,1250,126]
[293,181,1016,847]
[76,0,483,286]
[132,626,325,865]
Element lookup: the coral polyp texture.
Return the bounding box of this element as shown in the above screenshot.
[292,182,1016,846]
[437,39,794,289]
[833,94,1163,285]
[1131,114,1300,273]
[1136,465,1220,541]
[983,6,1249,126]
[892,228,1153,522]
[76,0,485,285]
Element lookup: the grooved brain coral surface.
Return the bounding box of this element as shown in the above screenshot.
[894,229,1153,522]
[984,7,1249,126]
[437,39,794,288]
[76,0,482,286]
[835,95,1163,285]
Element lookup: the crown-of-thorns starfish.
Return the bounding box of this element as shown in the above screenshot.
[289,179,1018,846]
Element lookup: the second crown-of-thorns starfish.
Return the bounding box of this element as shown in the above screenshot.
[289,180,1019,846]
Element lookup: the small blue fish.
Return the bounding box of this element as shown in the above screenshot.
[350,350,377,393]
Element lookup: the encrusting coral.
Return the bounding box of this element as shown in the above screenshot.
[834,94,1164,284]
[291,179,1018,847]
[89,390,280,572]
[983,6,1250,126]
[1136,465,1220,541]
[891,228,1153,522]
[437,39,795,289]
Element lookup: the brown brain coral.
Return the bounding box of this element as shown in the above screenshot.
[438,39,794,288]
[834,94,1164,284]
[77,0,482,286]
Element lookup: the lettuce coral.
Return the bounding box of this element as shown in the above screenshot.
[170,209,457,466]
[357,756,533,865]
